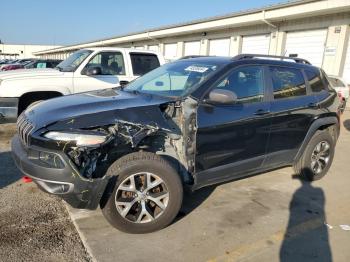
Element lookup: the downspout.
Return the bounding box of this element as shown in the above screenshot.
[261,10,277,28]
[147,32,161,43]
[261,10,278,55]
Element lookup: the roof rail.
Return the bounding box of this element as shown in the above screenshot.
[233,54,311,65]
[179,55,209,60]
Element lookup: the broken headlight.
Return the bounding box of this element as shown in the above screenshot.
[44,131,107,147]
[39,151,65,168]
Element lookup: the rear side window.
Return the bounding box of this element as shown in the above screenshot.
[270,66,306,99]
[305,70,325,92]
[130,53,160,76]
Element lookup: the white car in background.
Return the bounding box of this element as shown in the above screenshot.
[328,75,349,112]
[0,47,165,123]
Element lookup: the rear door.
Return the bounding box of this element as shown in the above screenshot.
[264,65,320,167]
[195,64,272,185]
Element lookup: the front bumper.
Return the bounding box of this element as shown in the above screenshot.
[11,135,109,209]
[0,97,18,123]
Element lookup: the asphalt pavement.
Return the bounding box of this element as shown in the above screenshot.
[68,110,350,262]
[0,124,91,262]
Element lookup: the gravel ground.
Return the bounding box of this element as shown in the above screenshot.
[0,124,91,262]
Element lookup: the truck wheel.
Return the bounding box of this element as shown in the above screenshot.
[294,130,335,181]
[101,151,183,234]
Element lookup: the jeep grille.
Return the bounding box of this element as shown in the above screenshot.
[17,114,35,147]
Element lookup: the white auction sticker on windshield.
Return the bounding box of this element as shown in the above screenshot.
[185,65,209,73]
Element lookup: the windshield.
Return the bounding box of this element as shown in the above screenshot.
[124,60,221,97]
[56,49,92,72]
[328,77,346,87]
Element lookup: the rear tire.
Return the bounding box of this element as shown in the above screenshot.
[101,151,183,234]
[294,130,335,181]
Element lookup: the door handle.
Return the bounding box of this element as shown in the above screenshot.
[308,102,319,108]
[254,109,271,116]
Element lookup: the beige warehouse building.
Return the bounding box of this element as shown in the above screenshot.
[0,44,61,59]
[35,0,350,82]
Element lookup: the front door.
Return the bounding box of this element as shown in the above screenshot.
[195,65,271,186]
[73,51,127,93]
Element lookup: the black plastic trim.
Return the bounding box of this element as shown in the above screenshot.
[11,135,109,210]
[293,116,339,163]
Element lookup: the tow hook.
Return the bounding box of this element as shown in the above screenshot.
[22,176,32,183]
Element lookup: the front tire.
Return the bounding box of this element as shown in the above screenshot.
[294,130,335,181]
[101,152,183,234]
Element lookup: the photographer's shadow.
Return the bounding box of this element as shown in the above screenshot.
[280,175,332,262]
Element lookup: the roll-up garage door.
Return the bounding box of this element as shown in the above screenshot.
[242,34,271,55]
[342,38,350,83]
[285,29,327,67]
[148,45,159,52]
[184,41,201,56]
[164,43,178,60]
[209,38,230,56]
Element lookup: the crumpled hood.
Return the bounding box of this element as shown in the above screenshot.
[0,68,63,81]
[25,88,176,131]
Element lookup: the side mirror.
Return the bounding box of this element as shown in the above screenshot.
[85,66,102,76]
[207,89,237,104]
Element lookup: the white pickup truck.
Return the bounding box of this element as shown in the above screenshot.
[0,47,165,123]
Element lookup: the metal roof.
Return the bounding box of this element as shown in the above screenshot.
[35,0,322,54]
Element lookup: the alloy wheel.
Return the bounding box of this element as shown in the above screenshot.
[115,172,169,223]
[311,141,331,174]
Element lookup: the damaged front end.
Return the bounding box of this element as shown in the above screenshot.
[60,120,163,180]
[21,96,198,209]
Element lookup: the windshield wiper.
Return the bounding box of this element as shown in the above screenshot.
[129,89,140,95]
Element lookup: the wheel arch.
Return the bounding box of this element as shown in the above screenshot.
[18,91,64,115]
[136,133,193,185]
[294,116,339,163]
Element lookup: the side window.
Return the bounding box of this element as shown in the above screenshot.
[213,65,264,103]
[305,69,324,93]
[36,62,47,68]
[270,66,306,99]
[85,52,125,75]
[130,53,160,76]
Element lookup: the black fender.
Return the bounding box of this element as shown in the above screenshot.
[294,116,339,163]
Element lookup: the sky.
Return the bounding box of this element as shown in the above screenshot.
[0,0,285,46]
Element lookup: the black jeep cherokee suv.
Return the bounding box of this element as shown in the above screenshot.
[11,54,340,233]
